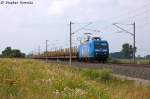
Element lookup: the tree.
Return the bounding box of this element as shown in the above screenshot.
[2,47,12,57]
[121,43,136,59]
[11,49,25,58]
[1,47,25,58]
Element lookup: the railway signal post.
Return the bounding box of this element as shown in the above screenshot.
[113,22,136,64]
[133,22,136,64]
[69,21,73,65]
[46,40,48,63]
[38,45,41,56]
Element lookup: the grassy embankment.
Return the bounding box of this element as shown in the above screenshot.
[0,59,149,99]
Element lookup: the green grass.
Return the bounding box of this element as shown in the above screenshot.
[0,59,149,99]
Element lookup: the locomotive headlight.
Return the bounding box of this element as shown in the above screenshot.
[96,53,98,55]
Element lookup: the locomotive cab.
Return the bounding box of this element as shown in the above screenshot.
[94,40,109,60]
[78,36,109,62]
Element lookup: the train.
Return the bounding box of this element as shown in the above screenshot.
[77,37,109,62]
[33,36,109,63]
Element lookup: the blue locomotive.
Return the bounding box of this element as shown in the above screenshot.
[77,37,109,62]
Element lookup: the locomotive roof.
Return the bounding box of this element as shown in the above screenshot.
[80,39,107,45]
[92,37,101,40]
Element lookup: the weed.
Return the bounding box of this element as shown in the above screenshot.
[81,69,112,82]
[0,59,149,99]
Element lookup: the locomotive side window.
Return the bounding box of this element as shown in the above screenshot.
[95,42,108,49]
[101,43,107,46]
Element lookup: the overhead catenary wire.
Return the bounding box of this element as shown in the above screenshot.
[112,2,150,22]
[113,22,136,63]
[93,2,150,32]
[35,2,150,58]
[82,28,101,33]
[73,22,93,33]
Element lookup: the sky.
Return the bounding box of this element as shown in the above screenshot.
[0,0,150,56]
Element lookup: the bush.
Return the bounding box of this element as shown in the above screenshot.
[81,69,112,82]
[99,69,112,81]
[52,76,87,92]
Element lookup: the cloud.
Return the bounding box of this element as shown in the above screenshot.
[0,0,149,55]
[48,0,80,16]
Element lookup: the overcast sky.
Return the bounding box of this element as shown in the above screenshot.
[0,0,150,56]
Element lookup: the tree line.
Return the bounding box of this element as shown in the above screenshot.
[110,43,150,59]
[110,43,137,59]
[0,47,25,58]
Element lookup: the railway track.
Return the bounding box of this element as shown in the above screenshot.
[46,60,150,81]
[94,63,150,68]
[47,59,150,68]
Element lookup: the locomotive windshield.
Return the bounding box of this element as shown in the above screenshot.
[95,42,108,49]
